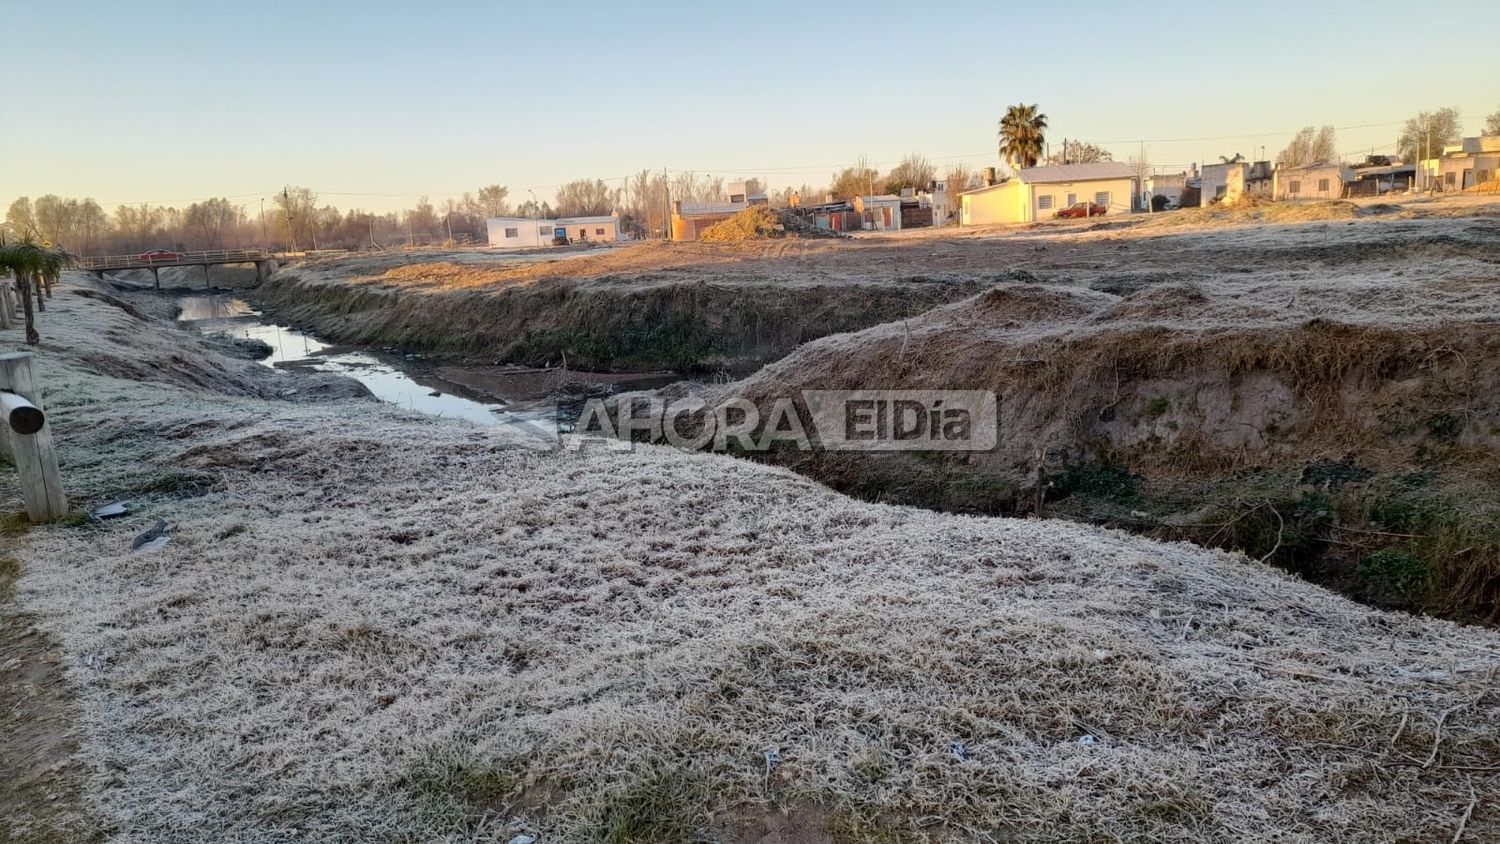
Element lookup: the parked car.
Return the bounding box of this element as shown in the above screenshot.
[136,249,181,263]
[1055,202,1107,219]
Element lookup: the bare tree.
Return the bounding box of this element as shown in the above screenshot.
[1045,140,1113,165]
[1485,105,1500,136]
[184,198,243,249]
[624,169,669,238]
[477,185,510,218]
[829,156,880,201]
[113,204,165,252]
[1276,126,1338,167]
[943,164,976,216]
[273,187,321,250]
[883,153,935,194]
[554,179,619,217]
[1398,108,1462,163]
[5,197,37,239]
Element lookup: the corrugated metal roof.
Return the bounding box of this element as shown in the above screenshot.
[1016,162,1138,184]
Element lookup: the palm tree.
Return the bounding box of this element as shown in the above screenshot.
[0,238,72,345]
[998,103,1049,170]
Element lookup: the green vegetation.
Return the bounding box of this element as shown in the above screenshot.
[581,770,710,844]
[0,511,32,536]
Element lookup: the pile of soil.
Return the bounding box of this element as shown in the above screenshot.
[699,206,784,242]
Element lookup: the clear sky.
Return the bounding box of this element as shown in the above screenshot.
[6,0,1497,214]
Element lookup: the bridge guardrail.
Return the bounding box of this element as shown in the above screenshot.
[75,249,273,270]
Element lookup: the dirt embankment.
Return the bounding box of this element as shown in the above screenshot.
[255,242,983,373]
[727,257,1500,620]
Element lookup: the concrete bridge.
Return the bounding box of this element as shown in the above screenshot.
[75,249,277,288]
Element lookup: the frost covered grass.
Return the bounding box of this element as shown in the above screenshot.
[4,278,1500,842]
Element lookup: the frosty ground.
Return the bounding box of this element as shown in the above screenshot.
[2,228,1499,841]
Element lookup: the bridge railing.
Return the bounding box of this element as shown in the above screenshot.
[75,249,272,270]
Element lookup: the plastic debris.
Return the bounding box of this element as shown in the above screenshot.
[507,836,536,844]
[131,517,174,553]
[90,500,129,521]
[763,747,781,782]
[950,741,968,762]
[1077,735,1096,747]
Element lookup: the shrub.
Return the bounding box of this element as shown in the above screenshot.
[1357,549,1431,604]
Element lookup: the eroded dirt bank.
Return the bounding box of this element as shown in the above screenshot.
[3,275,1497,841]
[256,242,985,373]
[718,211,1500,621]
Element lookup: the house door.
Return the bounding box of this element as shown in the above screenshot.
[882,207,892,228]
[1463,169,1475,190]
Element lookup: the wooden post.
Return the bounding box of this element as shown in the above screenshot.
[0,353,67,522]
[152,267,160,291]
[204,264,212,289]
[0,283,12,330]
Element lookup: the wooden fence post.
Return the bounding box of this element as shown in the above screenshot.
[0,353,67,522]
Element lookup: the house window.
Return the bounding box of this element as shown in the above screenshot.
[729,194,746,203]
[1289,180,1301,194]
[1037,195,1054,210]
[1445,172,1456,187]
[1479,170,1492,184]
[1318,178,1330,192]
[595,228,605,235]
[504,227,519,238]
[540,226,552,236]
[1095,191,1111,207]
[1066,193,1076,206]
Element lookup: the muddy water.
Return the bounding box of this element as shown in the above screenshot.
[176,295,550,430]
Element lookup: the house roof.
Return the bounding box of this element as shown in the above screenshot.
[857,195,902,203]
[555,215,618,224]
[1015,162,1138,184]
[1276,161,1347,172]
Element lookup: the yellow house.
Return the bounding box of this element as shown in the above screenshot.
[960,162,1138,225]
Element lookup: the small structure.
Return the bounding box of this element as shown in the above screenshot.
[487,215,622,248]
[923,178,956,226]
[670,181,770,241]
[1420,135,1500,192]
[1349,161,1416,196]
[1272,162,1353,200]
[1142,171,1187,209]
[853,195,903,231]
[960,162,1138,225]
[785,200,859,233]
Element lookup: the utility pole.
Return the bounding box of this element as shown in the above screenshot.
[662,168,670,241]
[259,198,267,249]
[282,187,297,252]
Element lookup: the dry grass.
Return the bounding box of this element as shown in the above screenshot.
[0,277,1496,841]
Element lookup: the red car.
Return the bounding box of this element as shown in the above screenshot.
[136,249,181,263]
[1055,202,1107,219]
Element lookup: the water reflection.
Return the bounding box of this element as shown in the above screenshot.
[176,295,548,432]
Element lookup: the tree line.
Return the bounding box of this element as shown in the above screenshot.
[13,102,1495,254]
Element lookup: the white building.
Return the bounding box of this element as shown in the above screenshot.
[486,215,623,248]
[852,195,903,231]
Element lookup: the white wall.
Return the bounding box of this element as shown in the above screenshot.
[486,217,554,248]
[487,216,623,248]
